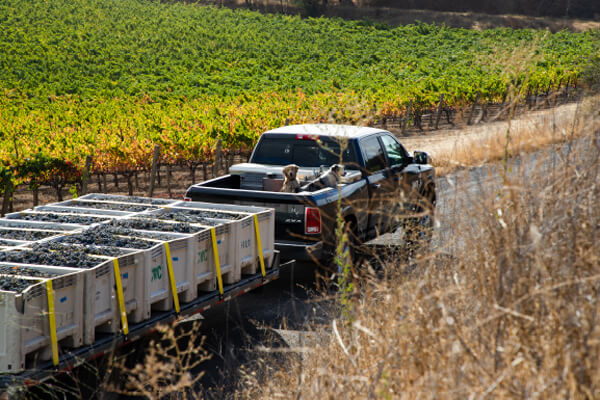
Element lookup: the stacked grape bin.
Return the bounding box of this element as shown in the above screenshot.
[0,194,274,373]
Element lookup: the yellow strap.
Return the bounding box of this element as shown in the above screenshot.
[164,242,180,313]
[253,215,266,277]
[112,259,129,335]
[45,280,59,366]
[210,228,224,295]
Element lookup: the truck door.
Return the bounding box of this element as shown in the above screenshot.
[360,135,395,236]
[380,134,417,229]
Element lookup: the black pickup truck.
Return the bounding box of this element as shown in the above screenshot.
[185,124,436,263]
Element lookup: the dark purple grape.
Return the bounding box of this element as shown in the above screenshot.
[57,226,158,249]
[0,229,59,241]
[0,276,43,293]
[15,213,109,225]
[84,194,173,205]
[0,246,102,269]
[0,265,60,278]
[71,201,157,212]
[110,219,203,233]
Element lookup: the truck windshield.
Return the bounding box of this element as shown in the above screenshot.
[252,137,359,169]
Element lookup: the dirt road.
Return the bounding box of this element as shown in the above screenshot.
[400,101,583,164]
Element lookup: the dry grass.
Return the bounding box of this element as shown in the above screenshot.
[235,102,600,398]
[403,98,597,176]
[108,322,211,399]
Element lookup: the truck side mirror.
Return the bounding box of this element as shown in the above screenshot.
[413,151,431,165]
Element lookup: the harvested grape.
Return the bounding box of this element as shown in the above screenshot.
[58,226,158,249]
[0,247,102,269]
[0,276,43,293]
[35,207,116,216]
[142,210,241,225]
[110,219,203,233]
[39,241,134,257]
[0,229,59,241]
[0,265,60,278]
[71,201,157,212]
[106,226,180,241]
[15,213,109,224]
[84,194,174,205]
[167,209,244,220]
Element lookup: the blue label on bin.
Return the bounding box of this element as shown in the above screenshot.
[173,257,179,261]
[60,297,67,303]
[123,273,128,279]
[217,240,221,245]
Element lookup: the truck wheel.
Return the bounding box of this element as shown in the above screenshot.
[405,190,435,253]
[343,218,363,269]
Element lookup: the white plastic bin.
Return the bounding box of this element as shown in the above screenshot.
[140,209,240,285]
[0,264,84,373]
[108,218,216,293]
[0,247,125,345]
[172,202,276,272]
[116,229,197,305]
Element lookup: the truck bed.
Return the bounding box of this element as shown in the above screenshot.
[185,174,370,262]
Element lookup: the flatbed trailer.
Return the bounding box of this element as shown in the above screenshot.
[0,251,293,392]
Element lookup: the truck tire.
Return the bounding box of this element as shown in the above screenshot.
[405,187,435,253]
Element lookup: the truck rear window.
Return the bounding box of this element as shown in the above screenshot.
[252,137,359,169]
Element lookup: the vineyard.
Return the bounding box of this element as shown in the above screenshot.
[0,0,598,205]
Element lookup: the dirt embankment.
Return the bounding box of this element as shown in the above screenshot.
[209,0,600,32]
[401,98,598,175]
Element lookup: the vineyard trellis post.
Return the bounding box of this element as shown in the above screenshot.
[202,162,208,182]
[32,187,39,207]
[212,140,222,178]
[467,92,480,125]
[148,145,161,197]
[1,179,14,217]
[80,155,93,196]
[401,100,412,135]
[166,164,173,198]
[434,94,444,130]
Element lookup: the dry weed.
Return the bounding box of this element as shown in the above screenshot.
[236,106,600,398]
[108,321,211,399]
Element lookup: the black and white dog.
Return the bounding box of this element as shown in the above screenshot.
[300,164,344,192]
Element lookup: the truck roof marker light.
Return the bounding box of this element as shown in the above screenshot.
[305,207,321,234]
[296,134,318,141]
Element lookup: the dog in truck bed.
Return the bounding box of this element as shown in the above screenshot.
[300,164,344,192]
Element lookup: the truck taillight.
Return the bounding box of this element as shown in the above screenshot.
[305,207,321,234]
[183,196,191,202]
